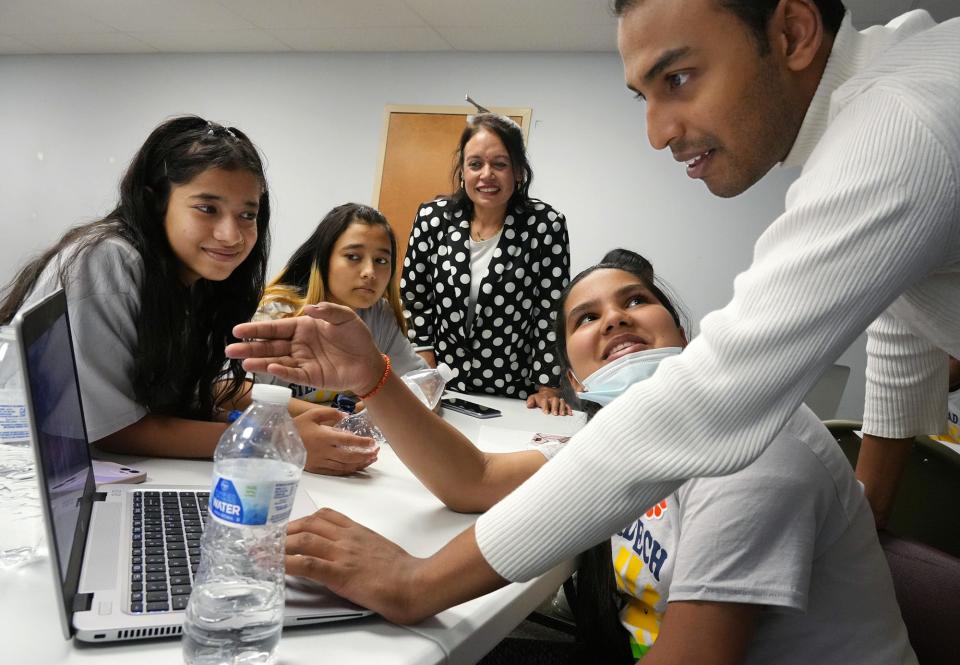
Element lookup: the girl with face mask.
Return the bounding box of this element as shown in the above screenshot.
[227,249,914,665]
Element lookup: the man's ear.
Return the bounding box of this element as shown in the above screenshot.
[567,368,585,392]
[772,0,824,72]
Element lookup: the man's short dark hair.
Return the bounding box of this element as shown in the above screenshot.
[612,0,846,53]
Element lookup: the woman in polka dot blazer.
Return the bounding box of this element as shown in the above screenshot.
[401,113,572,414]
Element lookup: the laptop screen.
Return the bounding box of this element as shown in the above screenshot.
[16,289,95,590]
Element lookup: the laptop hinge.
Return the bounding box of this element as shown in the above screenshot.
[93,491,107,502]
[73,593,93,612]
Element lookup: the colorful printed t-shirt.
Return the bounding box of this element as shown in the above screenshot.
[610,496,677,659]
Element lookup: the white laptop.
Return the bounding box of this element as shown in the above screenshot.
[14,288,372,643]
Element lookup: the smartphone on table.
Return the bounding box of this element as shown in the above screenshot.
[441,397,502,419]
[92,459,147,484]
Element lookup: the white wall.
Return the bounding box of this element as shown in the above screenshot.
[0,50,867,418]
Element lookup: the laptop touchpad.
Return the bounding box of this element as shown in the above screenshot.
[78,502,122,591]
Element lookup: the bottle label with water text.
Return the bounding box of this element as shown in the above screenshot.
[209,475,298,526]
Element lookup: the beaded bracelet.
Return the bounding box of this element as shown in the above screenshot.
[358,354,391,400]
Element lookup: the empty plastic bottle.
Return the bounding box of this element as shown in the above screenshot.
[182,384,306,665]
[334,363,455,446]
[401,364,455,409]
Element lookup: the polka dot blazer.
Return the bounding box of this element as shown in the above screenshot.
[401,198,571,399]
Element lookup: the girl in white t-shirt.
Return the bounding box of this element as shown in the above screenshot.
[228,248,915,665]
[255,202,425,406]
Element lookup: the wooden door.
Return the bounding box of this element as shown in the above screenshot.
[372,105,531,263]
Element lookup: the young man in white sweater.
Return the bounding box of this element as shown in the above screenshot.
[228,0,959,633]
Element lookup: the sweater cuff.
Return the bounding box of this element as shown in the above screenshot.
[862,314,947,438]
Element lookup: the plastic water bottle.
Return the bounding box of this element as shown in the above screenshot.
[182,384,306,665]
[401,364,455,409]
[333,409,387,447]
[0,326,43,569]
[334,364,455,446]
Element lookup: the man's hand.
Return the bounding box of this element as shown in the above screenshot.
[227,303,384,395]
[285,508,425,624]
[286,510,507,625]
[293,408,378,476]
[525,386,572,416]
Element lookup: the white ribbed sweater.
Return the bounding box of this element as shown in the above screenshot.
[476,12,960,582]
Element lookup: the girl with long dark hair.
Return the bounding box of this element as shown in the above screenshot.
[256,202,424,406]
[1,116,363,474]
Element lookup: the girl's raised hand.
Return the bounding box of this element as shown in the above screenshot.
[227,302,384,394]
[293,408,379,476]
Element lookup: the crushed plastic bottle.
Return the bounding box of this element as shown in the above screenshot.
[182,384,306,665]
[334,364,455,447]
[334,410,387,447]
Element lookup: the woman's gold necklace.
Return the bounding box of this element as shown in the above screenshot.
[471,223,500,242]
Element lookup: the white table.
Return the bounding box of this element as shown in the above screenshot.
[1,394,584,665]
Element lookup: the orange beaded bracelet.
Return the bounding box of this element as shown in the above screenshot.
[358,354,391,400]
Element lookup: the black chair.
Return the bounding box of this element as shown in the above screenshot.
[826,423,960,557]
[827,423,960,663]
[879,533,960,665]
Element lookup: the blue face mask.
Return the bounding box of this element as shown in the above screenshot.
[575,347,683,407]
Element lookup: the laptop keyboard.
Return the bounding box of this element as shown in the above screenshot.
[129,490,208,613]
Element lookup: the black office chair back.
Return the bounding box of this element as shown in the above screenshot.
[880,533,960,665]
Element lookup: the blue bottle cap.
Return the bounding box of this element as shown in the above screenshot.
[332,394,357,414]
